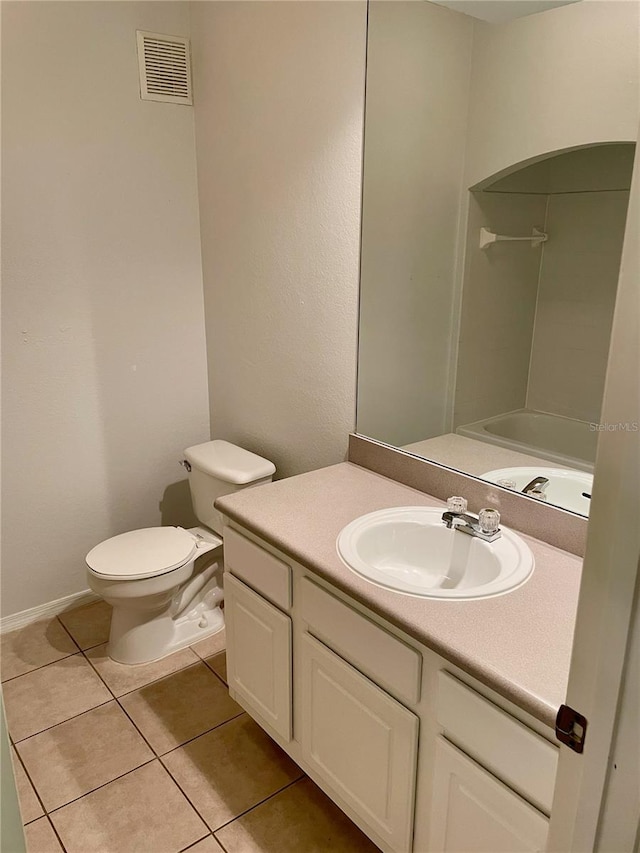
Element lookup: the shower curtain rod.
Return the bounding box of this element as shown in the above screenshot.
[479,226,548,249]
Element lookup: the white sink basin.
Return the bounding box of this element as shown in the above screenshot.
[482,467,593,515]
[337,507,534,600]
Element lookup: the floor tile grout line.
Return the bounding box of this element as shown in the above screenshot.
[11,742,48,822]
[81,647,238,759]
[158,710,246,759]
[43,812,69,853]
[178,830,215,853]
[9,610,245,851]
[158,751,306,851]
[179,832,230,853]
[155,758,216,838]
[9,616,241,846]
[85,654,205,700]
[82,644,118,702]
[54,614,86,653]
[79,644,158,760]
[11,698,114,747]
[108,661,241,758]
[211,671,228,688]
[14,665,217,819]
[44,757,158,817]
[201,657,228,688]
[212,835,230,853]
[13,693,126,747]
[115,695,166,758]
[211,774,306,835]
[191,646,220,663]
[106,659,242,759]
[1,649,80,685]
[81,649,122,700]
[14,680,155,816]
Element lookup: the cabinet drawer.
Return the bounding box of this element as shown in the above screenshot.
[300,633,419,853]
[437,672,558,815]
[300,577,421,704]
[224,526,291,610]
[429,737,549,852]
[224,573,292,741]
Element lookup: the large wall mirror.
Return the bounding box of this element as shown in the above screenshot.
[356,0,639,517]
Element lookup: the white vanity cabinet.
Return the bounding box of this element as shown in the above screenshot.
[428,738,550,853]
[223,528,293,742]
[224,574,292,741]
[222,523,560,853]
[429,672,556,852]
[299,633,419,853]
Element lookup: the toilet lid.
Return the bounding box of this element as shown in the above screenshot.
[86,527,198,581]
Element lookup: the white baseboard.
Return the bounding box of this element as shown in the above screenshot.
[0,590,100,635]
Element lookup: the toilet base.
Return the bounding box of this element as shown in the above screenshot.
[107,570,225,665]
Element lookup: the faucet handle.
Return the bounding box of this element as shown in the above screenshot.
[478,508,500,535]
[447,496,468,514]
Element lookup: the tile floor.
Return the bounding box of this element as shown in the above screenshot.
[2,601,379,853]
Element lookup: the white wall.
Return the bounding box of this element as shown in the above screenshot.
[527,189,630,422]
[465,0,640,188]
[1,2,210,617]
[453,191,547,428]
[454,185,631,428]
[190,1,366,480]
[356,0,639,448]
[357,0,473,446]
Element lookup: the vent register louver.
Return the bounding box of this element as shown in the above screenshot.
[136,31,192,105]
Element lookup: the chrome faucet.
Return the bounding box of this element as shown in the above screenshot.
[441,498,501,542]
[522,476,549,496]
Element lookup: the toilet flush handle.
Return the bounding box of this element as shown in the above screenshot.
[179,459,192,473]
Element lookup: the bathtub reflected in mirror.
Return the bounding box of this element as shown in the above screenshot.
[356,0,639,518]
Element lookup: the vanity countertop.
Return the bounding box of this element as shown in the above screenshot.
[216,462,582,728]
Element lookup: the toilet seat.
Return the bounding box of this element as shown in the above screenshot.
[86,527,198,581]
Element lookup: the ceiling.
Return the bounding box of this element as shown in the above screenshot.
[430,1,581,24]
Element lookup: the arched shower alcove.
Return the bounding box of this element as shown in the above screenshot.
[453,142,636,470]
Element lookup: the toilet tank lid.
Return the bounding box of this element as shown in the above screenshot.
[184,440,276,484]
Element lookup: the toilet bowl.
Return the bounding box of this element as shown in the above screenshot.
[86,441,275,665]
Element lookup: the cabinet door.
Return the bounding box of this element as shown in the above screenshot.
[429,737,549,853]
[300,633,418,853]
[224,573,292,741]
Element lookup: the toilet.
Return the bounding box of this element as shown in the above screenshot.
[86,440,275,665]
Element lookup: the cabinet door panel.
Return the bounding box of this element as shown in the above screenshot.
[429,737,549,853]
[437,672,557,814]
[224,573,292,741]
[300,633,418,853]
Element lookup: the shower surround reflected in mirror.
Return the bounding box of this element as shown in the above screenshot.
[356,0,639,517]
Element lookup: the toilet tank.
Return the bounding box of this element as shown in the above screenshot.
[183,440,276,535]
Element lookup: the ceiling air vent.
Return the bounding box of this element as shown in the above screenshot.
[136,31,192,105]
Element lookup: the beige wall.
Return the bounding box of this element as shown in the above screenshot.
[453,192,547,427]
[1,2,210,617]
[356,0,639,448]
[465,0,639,188]
[450,0,638,430]
[454,176,631,429]
[190,1,366,479]
[527,190,630,422]
[357,0,473,446]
